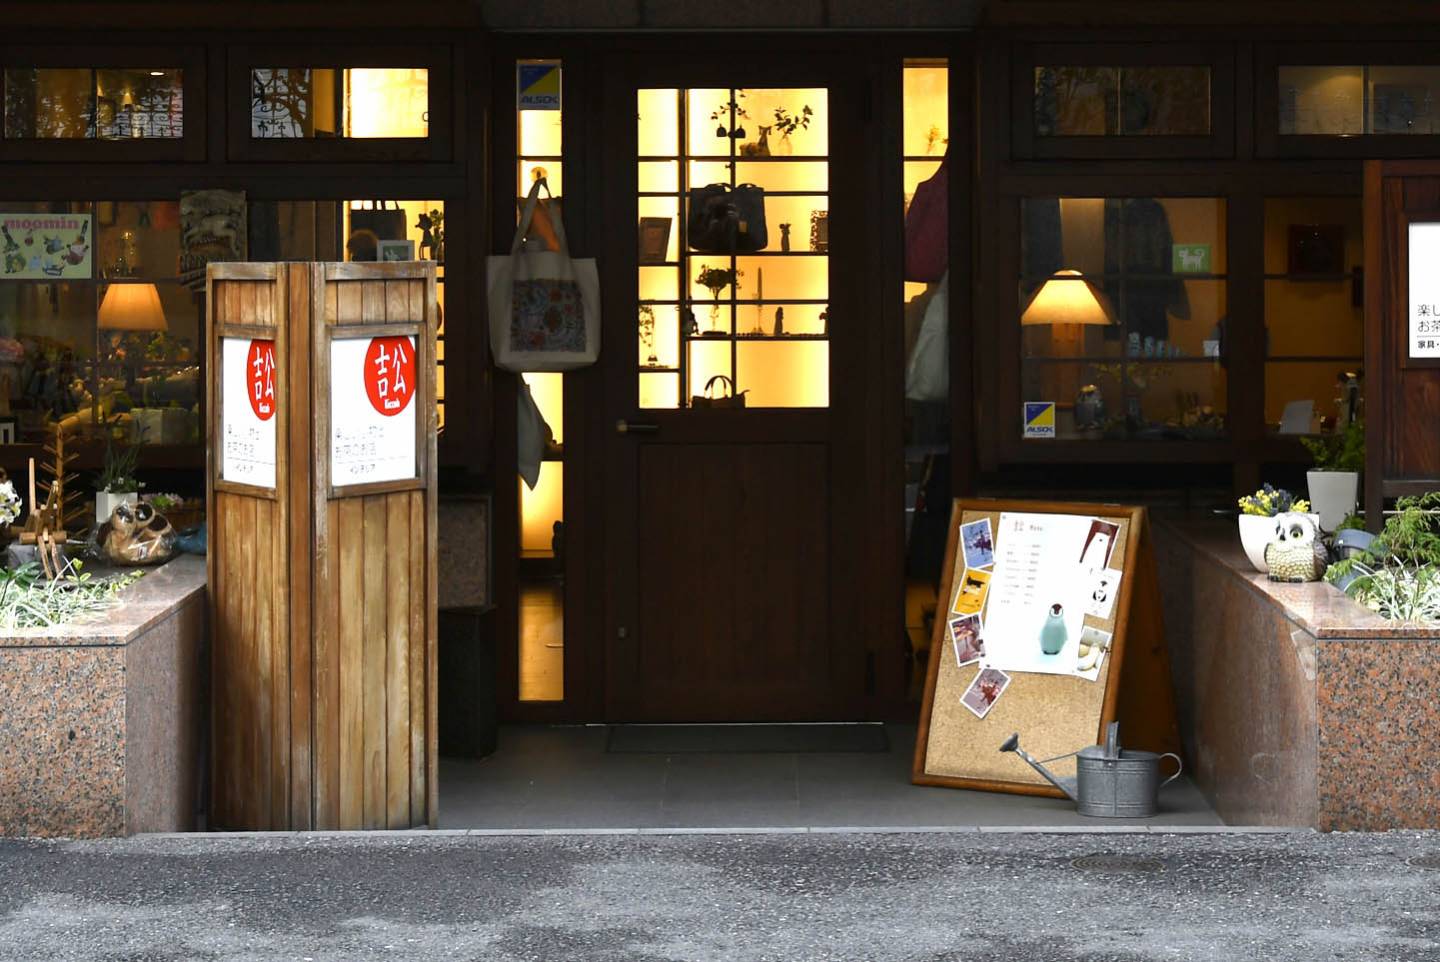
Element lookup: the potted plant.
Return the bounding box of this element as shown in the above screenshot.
[1300,419,1364,533]
[94,418,142,524]
[1325,491,1440,623]
[1237,484,1311,573]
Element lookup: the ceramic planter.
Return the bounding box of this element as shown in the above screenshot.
[1238,514,1278,573]
[1307,470,1359,533]
[95,490,137,525]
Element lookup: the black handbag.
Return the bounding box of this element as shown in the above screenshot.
[687,184,767,253]
[690,374,747,409]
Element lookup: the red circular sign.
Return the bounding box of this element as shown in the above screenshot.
[246,339,276,422]
[363,336,416,418]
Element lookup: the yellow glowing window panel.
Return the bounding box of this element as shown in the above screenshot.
[737,341,829,408]
[638,88,679,156]
[640,305,680,369]
[687,339,733,401]
[519,160,563,198]
[520,463,564,554]
[903,64,949,157]
[519,108,562,157]
[346,68,429,138]
[639,161,679,193]
[524,372,564,444]
[639,371,679,409]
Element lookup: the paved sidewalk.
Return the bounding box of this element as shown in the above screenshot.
[2,830,1439,961]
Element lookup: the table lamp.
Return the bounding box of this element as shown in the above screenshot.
[98,283,168,408]
[1020,269,1115,418]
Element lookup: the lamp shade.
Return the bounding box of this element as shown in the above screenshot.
[98,283,168,332]
[1020,270,1114,327]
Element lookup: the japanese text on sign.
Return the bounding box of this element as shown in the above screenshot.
[1408,221,1440,359]
[221,337,277,488]
[331,335,418,486]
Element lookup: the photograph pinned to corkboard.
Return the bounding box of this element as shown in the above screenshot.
[912,498,1176,797]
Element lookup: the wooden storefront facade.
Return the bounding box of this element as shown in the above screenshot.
[3,2,1439,730]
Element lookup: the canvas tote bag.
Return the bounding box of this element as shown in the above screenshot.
[904,271,949,402]
[488,179,601,372]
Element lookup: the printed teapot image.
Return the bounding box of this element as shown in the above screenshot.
[1264,512,1328,583]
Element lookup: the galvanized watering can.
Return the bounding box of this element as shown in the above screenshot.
[999,722,1182,818]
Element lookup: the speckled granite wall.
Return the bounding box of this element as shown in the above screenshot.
[1317,640,1440,831]
[0,556,206,838]
[438,495,489,609]
[1157,521,1440,831]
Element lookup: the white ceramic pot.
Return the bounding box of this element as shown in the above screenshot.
[1307,470,1359,533]
[95,490,137,525]
[1238,514,1278,573]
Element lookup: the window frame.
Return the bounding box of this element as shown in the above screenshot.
[1257,41,1440,159]
[0,44,205,163]
[227,43,454,164]
[1011,40,1235,161]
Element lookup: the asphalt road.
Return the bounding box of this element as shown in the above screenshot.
[2,830,1439,961]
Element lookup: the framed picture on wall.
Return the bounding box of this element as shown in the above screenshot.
[378,239,416,262]
[638,216,672,264]
[1288,224,1344,276]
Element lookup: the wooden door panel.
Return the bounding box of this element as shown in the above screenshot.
[630,442,833,719]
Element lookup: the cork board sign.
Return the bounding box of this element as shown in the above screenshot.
[912,499,1146,796]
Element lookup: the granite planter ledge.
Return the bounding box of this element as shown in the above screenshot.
[0,555,206,838]
[1155,520,1440,832]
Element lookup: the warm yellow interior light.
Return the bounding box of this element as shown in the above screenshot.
[1020,270,1115,327]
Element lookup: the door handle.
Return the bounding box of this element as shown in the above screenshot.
[616,419,660,435]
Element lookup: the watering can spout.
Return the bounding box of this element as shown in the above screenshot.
[998,732,1079,802]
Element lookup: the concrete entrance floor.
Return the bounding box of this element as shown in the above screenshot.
[438,724,1224,830]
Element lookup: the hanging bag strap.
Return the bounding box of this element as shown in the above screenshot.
[511,178,569,256]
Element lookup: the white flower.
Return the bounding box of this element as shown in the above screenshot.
[0,480,22,526]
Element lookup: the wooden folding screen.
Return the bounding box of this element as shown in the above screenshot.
[207,262,439,830]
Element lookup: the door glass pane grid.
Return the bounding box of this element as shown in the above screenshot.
[1262,197,1364,436]
[637,86,830,409]
[1018,197,1228,440]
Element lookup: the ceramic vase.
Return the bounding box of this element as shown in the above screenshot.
[1238,514,1277,573]
[96,490,137,525]
[1039,603,1068,655]
[1306,470,1359,533]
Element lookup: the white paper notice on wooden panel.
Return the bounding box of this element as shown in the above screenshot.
[1408,221,1440,359]
[330,335,418,486]
[221,336,277,488]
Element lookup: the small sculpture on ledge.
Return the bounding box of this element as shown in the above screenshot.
[1264,512,1328,583]
[98,501,177,567]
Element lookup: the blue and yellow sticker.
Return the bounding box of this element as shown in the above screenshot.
[517,62,561,111]
[1022,401,1055,438]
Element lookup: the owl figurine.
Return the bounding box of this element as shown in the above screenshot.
[1264,512,1328,583]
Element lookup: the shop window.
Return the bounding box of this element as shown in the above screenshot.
[1263,197,1364,434]
[0,202,201,446]
[1034,66,1210,136]
[515,60,565,703]
[3,68,182,139]
[1018,197,1228,440]
[636,86,831,410]
[249,68,428,139]
[1278,65,1440,135]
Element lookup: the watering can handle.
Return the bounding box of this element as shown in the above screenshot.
[1159,753,1184,789]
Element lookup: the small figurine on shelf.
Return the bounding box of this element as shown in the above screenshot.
[773,306,785,336]
[683,308,699,337]
[415,209,445,264]
[819,306,829,335]
[779,223,791,252]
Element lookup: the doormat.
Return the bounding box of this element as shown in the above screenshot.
[605,724,889,754]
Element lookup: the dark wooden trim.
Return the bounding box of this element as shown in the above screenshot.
[1364,159,1385,531]
[985,1,1440,28]
[8,2,482,30]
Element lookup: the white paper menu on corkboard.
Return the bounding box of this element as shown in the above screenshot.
[912,499,1146,795]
